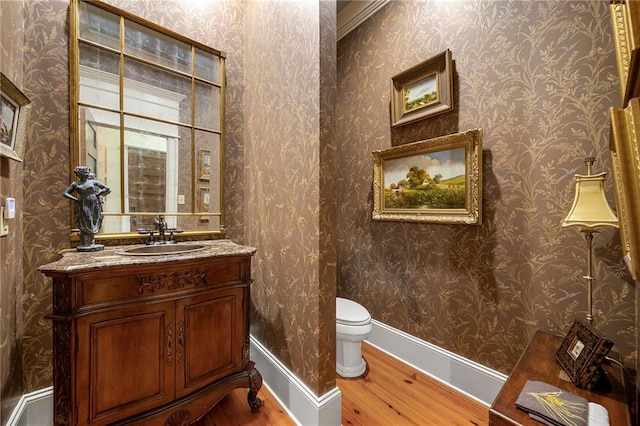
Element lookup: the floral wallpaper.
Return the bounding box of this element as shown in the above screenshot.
[1,0,27,422]
[336,0,636,376]
[1,0,637,422]
[244,0,337,396]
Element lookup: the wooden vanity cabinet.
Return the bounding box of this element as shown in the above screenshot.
[41,243,262,426]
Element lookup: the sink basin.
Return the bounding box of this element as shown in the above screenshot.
[118,244,208,256]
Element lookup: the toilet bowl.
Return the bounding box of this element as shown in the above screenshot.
[336,297,372,378]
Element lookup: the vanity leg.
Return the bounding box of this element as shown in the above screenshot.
[246,361,263,412]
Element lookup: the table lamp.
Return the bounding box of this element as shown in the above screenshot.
[562,157,619,325]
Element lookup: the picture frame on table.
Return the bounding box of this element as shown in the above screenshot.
[1,72,32,162]
[390,49,454,127]
[372,128,482,225]
[555,319,614,389]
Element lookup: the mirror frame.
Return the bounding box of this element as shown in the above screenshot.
[69,0,227,241]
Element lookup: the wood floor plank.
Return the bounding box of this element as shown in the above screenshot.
[195,342,490,425]
[193,387,295,426]
[337,342,489,426]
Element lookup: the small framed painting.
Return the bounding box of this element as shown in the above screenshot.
[390,49,454,127]
[1,73,32,162]
[198,186,210,212]
[372,129,482,224]
[199,149,211,181]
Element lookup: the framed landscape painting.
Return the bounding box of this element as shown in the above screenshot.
[390,49,454,127]
[1,72,31,162]
[372,129,482,224]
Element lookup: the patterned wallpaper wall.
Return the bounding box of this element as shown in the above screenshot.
[244,0,337,396]
[1,1,27,421]
[336,0,635,374]
[3,1,637,419]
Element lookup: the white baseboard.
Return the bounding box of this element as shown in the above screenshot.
[9,323,505,425]
[249,336,342,426]
[367,319,507,406]
[6,386,53,426]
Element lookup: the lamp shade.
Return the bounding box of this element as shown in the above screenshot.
[562,172,619,229]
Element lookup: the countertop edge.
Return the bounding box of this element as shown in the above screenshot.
[39,240,257,274]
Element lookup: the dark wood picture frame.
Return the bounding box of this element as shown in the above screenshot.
[390,49,454,127]
[555,319,613,389]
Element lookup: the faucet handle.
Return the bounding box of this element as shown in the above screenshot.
[137,229,156,245]
[167,228,182,243]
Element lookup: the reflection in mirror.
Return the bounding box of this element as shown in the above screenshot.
[71,0,225,238]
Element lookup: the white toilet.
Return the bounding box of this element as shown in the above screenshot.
[336,297,372,378]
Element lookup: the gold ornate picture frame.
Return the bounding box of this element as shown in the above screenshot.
[1,72,32,162]
[372,129,482,224]
[390,49,454,127]
[610,0,640,106]
[610,99,640,280]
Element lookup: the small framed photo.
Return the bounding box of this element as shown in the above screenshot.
[555,319,614,388]
[198,186,210,212]
[199,149,211,181]
[390,49,454,127]
[1,72,32,162]
[372,128,482,224]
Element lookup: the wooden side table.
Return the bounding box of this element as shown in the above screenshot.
[489,330,630,425]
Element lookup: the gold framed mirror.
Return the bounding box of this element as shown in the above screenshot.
[70,0,226,240]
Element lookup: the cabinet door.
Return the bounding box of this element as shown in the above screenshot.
[76,301,176,425]
[175,286,246,398]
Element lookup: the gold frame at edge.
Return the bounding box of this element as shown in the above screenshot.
[390,49,454,127]
[610,99,640,280]
[610,1,640,106]
[372,128,482,225]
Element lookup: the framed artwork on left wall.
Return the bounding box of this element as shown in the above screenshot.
[0,72,31,162]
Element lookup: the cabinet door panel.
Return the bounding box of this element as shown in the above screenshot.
[176,287,245,398]
[77,301,175,425]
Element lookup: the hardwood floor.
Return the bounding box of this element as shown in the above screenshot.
[193,386,296,426]
[196,342,489,425]
[339,343,489,425]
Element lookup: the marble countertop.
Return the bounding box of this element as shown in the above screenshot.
[39,239,257,273]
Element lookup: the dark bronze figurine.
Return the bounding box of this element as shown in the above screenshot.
[63,166,111,251]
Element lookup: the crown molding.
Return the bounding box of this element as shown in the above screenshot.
[337,0,390,41]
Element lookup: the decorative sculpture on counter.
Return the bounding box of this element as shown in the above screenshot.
[63,166,111,251]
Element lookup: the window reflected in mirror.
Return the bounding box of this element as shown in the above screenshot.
[71,0,225,238]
